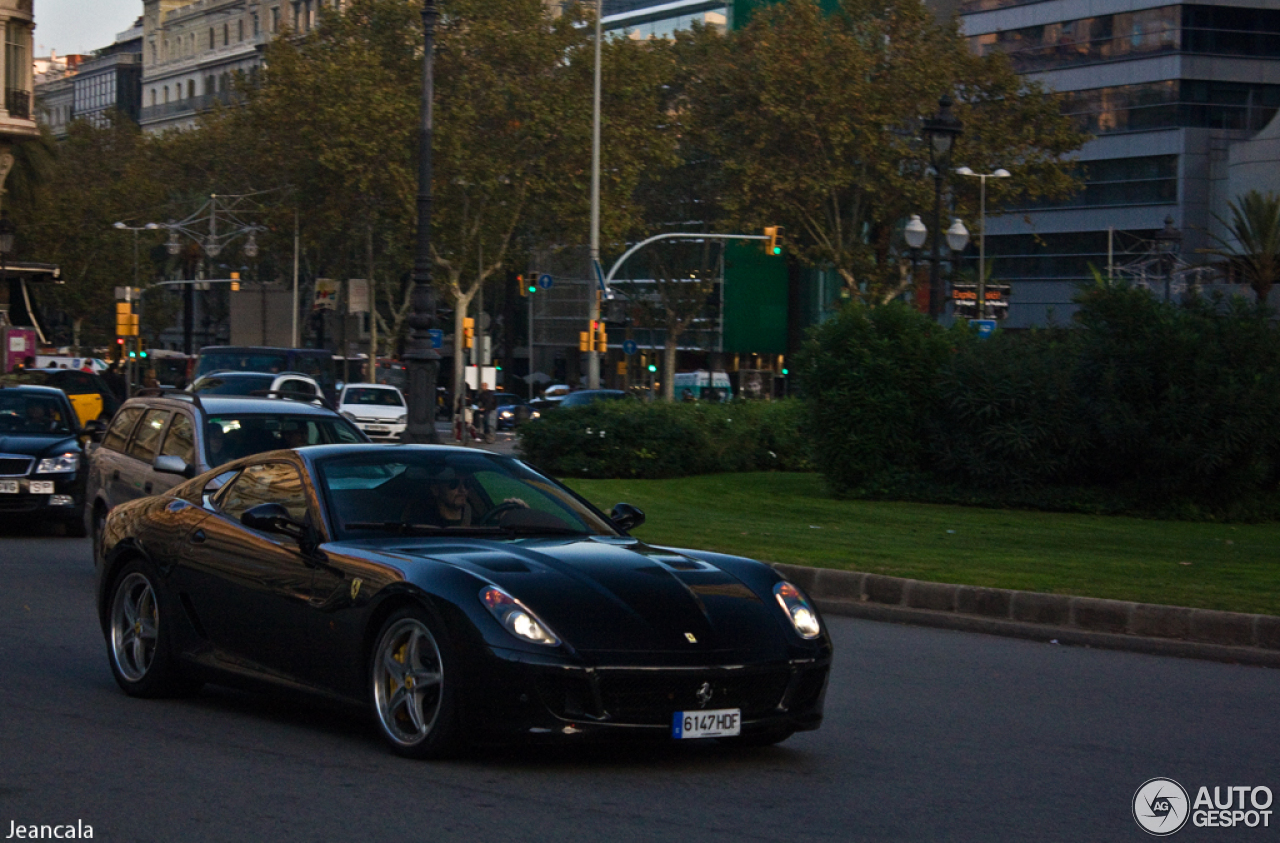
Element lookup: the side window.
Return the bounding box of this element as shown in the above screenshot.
[280,379,315,396]
[160,413,196,465]
[201,469,239,508]
[127,409,170,462]
[102,407,143,452]
[62,372,95,395]
[218,461,308,525]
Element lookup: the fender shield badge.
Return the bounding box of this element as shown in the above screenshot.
[350,578,363,600]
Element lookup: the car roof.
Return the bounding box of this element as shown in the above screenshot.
[342,382,399,390]
[123,393,344,417]
[0,383,70,397]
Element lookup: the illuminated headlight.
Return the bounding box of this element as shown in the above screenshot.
[530,411,541,420]
[480,586,560,646]
[394,414,406,425]
[36,453,79,474]
[774,582,821,639]
[499,410,513,419]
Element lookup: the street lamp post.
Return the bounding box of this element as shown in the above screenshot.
[402,0,441,444]
[954,167,1010,320]
[587,0,604,390]
[1153,215,1182,303]
[921,96,963,319]
[904,214,927,294]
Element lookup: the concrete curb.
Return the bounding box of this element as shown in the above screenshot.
[773,564,1280,668]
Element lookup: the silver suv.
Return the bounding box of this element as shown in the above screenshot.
[84,390,367,562]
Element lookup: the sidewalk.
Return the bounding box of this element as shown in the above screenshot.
[432,421,521,456]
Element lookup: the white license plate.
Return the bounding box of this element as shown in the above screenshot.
[672,708,741,739]
[0,480,17,494]
[30,481,54,494]
[366,426,388,433]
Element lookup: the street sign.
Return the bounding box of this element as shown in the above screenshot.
[537,273,554,290]
[347,278,369,314]
[622,339,638,355]
[428,328,444,349]
[971,319,997,338]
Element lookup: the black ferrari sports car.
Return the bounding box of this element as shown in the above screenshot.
[95,444,831,757]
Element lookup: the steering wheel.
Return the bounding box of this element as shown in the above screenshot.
[477,501,525,526]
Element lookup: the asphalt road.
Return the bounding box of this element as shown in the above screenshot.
[2,528,1278,842]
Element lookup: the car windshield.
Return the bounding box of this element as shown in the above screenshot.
[192,374,276,395]
[318,451,618,540]
[343,387,403,407]
[495,394,525,406]
[204,414,365,468]
[0,393,72,435]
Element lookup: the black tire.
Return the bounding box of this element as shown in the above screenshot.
[63,512,87,538]
[106,559,200,698]
[369,606,463,759]
[723,727,796,748]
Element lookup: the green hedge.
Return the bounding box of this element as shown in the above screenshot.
[796,290,1280,519]
[516,399,813,479]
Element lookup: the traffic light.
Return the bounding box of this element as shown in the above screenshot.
[462,317,475,349]
[230,271,240,292]
[138,338,148,359]
[648,363,657,373]
[115,302,138,337]
[517,274,527,297]
[594,321,607,353]
[764,226,783,256]
[578,331,591,352]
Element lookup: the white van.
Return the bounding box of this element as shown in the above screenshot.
[36,356,108,373]
[673,370,733,402]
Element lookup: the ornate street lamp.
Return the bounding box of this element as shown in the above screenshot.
[1153,215,1182,303]
[921,96,963,319]
[403,0,441,443]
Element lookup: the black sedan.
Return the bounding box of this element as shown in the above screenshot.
[0,384,93,535]
[96,445,830,758]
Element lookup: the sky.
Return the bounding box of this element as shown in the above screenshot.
[35,0,142,57]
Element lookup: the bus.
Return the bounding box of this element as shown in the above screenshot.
[193,346,339,404]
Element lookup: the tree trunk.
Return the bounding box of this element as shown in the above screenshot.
[663,335,678,402]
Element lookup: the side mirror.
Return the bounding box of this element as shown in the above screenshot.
[152,454,192,477]
[80,419,107,444]
[241,502,306,540]
[610,503,645,533]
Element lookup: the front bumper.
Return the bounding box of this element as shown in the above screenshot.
[354,421,406,441]
[0,474,82,521]
[460,646,830,742]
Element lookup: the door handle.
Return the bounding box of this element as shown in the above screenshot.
[192,529,206,544]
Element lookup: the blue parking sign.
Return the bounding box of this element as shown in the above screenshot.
[428,329,444,349]
[971,319,997,339]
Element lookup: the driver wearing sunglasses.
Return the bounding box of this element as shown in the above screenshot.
[425,466,472,527]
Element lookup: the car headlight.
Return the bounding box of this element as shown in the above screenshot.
[394,414,406,425]
[499,410,513,419]
[774,582,821,639]
[36,453,79,474]
[530,411,540,420]
[480,586,560,646]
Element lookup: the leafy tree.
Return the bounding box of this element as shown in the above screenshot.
[676,0,1086,305]
[1201,190,1280,304]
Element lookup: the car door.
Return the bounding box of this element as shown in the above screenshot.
[88,406,144,513]
[119,408,170,503]
[174,459,318,681]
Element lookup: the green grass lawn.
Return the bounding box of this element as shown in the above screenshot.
[565,472,1280,617]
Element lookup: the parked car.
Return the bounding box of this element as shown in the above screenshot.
[0,384,95,535]
[0,367,121,423]
[84,390,367,564]
[557,389,632,408]
[189,371,324,403]
[95,444,831,757]
[193,346,338,404]
[337,383,407,441]
[492,392,539,430]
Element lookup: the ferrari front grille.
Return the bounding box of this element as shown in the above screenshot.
[595,669,791,726]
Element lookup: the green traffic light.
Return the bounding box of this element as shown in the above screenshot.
[772,246,782,255]
[647,364,657,373]
[782,368,789,375]
[527,285,536,294]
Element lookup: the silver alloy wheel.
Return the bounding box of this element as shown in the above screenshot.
[110,572,159,682]
[372,617,444,747]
